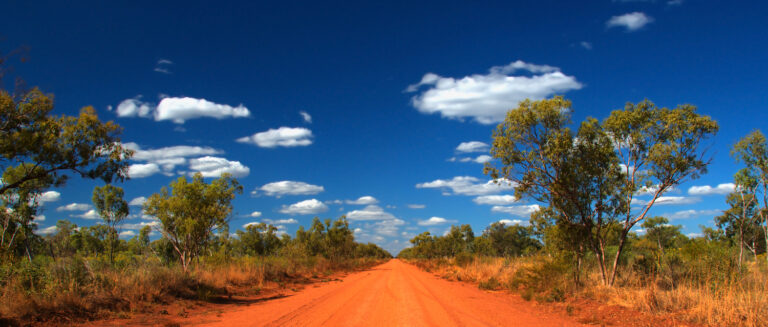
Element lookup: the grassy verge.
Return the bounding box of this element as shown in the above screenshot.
[0,255,385,325]
[404,256,768,326]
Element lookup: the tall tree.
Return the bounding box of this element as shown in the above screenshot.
[92,184,129,264]
[0,88,133,196]
[486,97,718,286]
[143,173,242,271]
[731,130,768,263]
[602,100,718,285]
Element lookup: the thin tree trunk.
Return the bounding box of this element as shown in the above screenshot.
[608,231,629,286]
[738,226,744,270]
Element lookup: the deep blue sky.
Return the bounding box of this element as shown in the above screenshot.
[3,0,767,253]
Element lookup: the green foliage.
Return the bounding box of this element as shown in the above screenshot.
[0,89,133,197]
[485,96,718,286]
[143,173,243,271]
[92,184,128,264]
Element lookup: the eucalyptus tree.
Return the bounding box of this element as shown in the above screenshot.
[486,97,718,286]
[143,173,242,272]
[92,184,129,264]
[602,100,718,285]
[732,130,768,262]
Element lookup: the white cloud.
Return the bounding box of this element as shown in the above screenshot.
[279,199,328,215]
[115,96,250,123]
[407,60,582,124]
[127,143,223,162]
[155,97,250,124]
[37,191,61,203]
[188,156,250,177]
[56,203,92,212]
[128,163,161,178]
[237,127,313,148]
[473,194,518,205]
[75,209,100,220]
[498,219,527,226]
[606,12,653,31]
[456,141,489,153]
[407,204,426,209]
[124,143,228,177]
[418,217,456,226]
[154,59,173,74]
[688,183,735,196]
[373,218,405,236]
[256,181,325,197]
[666,209,723,220]
[129,196,147,206]
[116,97,153,118]
[633,196,700,206]
[36,225,58,235]
[33,215,45,222]
[123,221,160,230]
[300,111,312,123]
[346,196,378,205]
[249,211,262,218]
[416,176,514,196]
[263,218,298,224]
[346,205,397,221]
[491,204,540,217]
[580,41,592,50]
[473,155,492,164]
[119,230,136,238]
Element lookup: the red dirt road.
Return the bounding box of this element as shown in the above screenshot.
[195,259,582,326]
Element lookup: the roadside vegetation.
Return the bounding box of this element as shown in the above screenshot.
[0,60,390,325]
[399,97,768,327]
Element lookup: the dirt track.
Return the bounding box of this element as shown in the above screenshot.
[195,259,581,326]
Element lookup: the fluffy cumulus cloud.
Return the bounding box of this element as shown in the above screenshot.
[123,143,237,178]
[300,111,312,123]
[688,183,735,196]
[473,194,518,205]
[416,176,514,196]
[188,156,250,177]
[256,181,325,197]
[119,230,136,238]
[128,163,161,178]
[498,219,527,226]
[346,196,378,205]
[38,191,61,203]
[249,211,262,218]
[456,141,489,153]
[279,199,328,215]
[56,203,91,212]
[417,217,457,226]
[406,60,582,124]
[407,204,426,209]
[115,96,250,123]
[449,155,492,164]
[346,205,397,221]
[75,209,100,219]
[129,196,147,206]
[237,127,313,148]
[606,12,653,31]
[123,221,161,230]
[491,204,540,217]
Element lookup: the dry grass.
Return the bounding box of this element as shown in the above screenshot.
[407,256,768,326]
[0,255,384,324]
